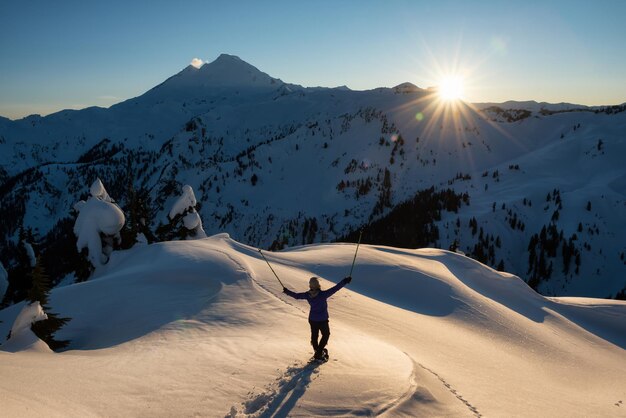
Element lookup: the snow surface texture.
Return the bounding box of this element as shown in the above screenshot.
[0,234,624,416]
[169,184,207,239]
[1,301,51,353]
[73,179,125,267]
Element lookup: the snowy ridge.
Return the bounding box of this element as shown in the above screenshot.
[1,234,624,416]
[1,54,625,299]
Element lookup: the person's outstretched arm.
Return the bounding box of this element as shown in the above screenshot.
[283,287,309,299]
[322,276,351,298]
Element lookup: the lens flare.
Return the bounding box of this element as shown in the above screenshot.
[439,76,464,101]
[490,36,507,55]
[383,36,521,177]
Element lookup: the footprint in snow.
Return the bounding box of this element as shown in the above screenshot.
[227,361,322,417]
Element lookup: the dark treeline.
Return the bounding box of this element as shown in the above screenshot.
[340,187,469,249]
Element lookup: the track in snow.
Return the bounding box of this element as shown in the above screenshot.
[227,360,324,417]
[416,362,482,417]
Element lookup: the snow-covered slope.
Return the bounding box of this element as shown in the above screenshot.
[1,54,625,299]
[0,235,624,417]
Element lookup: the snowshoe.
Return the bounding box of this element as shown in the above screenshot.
[312,348,329,363]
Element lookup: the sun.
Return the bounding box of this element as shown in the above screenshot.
[438,76,464,101]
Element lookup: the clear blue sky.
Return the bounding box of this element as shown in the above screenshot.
[1,0,625,119]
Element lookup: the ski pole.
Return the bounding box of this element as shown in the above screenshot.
[348,229,363,277]
[258,249,285,288]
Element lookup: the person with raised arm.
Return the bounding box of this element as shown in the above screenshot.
[283,275,351,361]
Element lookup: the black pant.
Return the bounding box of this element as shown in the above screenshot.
[309,320,330,353]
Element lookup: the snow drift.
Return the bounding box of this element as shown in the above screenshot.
[0,234,624,417]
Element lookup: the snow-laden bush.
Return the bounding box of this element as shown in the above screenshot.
[157,185,206,240]
[10,301,48,336]
[1,301,52,353]
[73,178,125,268]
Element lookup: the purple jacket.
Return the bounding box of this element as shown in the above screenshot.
[284,278,349,321]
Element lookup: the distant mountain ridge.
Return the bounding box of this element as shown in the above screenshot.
[0,53,625,302]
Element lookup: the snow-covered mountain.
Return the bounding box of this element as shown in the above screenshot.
[0,54,625,300]
[1,235,624,416]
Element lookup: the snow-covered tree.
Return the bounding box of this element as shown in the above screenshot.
[73,178,125,273]
[156,185,207,240]
[27,257,70,351]
[2,301,50,352]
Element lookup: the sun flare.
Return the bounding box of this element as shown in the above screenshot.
[438,76,464,101]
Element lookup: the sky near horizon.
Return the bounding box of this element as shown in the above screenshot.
[1,0,625,119]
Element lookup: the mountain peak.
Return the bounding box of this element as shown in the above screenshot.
[392,82,425,94]
[144,54,284,100]
[214,53,244,63]
[199,53,262,79]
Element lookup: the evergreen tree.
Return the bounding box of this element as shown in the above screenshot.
[0,261,7,315]
[37,217,85,287]
[74,248,95,283]
[574,252,581,274]
[120,185,155,248]
[28,257,70,351]
[372,168,392,216]
[156,212,198,241]
[5,227,36,303]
